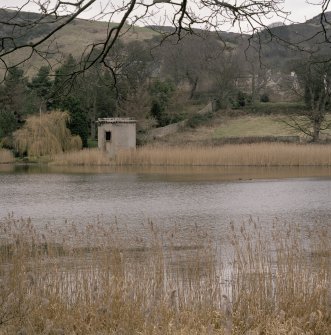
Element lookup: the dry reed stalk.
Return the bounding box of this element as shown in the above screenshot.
[0,215,329,334]
[0,148,14,163]
[51,148,111,166]
[115,143,331,166]
[229,220,330,334]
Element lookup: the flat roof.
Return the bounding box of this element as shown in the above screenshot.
[97,117,136,124]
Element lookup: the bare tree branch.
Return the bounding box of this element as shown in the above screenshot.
[0,0,330,88]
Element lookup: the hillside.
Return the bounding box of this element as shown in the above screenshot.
[1,8,331,78]
[0,9,158,77]
[259,12,331,68]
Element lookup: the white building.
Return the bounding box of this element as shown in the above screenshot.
[97,118,136,156]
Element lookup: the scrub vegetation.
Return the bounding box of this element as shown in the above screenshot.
[0,215,329,335]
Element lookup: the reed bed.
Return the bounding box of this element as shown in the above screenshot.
[0,149,14,164]
[115,143,331,166]
[51,148,111,166]
[0,215,329,335]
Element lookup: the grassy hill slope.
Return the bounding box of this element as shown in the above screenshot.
[0,9,158,77]
[152,112,331,145]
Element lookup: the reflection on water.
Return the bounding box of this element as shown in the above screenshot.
[0,164,330,240]
[1,163,331,181]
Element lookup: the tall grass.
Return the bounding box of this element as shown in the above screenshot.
[0,148,14,163]
[51,148,111,166]
[0,215,329,334]
[50,144,331,167]
[116,143,331,166]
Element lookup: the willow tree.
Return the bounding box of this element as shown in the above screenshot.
[13,111,82,157]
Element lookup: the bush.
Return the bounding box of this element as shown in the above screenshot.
[231,91,252,109]
[260,93,270,102]
[149,79,175,126]
[186,112,213,128]
[87,138,98,148]
[0,110,17,139]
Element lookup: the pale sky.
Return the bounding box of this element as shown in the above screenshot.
[0,0,327,27]
[283,0,325,22]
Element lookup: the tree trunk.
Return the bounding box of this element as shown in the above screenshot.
[189,77,199,100]
[251,74,257,103]
[90,95,97,139]
[312,116,321,142]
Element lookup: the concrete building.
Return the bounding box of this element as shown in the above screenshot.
[97,118,136,156]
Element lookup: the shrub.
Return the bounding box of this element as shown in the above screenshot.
[186,112,213,128]
[260,93,270,102]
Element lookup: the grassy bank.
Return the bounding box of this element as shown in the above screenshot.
[0,216,329,334]
[115,144,331,166]
[0,148,14,164]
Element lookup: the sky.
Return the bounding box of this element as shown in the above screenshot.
[0,0,327,27]
[283,0,325,22]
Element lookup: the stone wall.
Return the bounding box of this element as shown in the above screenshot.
[148,102,213,139]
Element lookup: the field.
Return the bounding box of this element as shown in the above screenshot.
[158,114,331,145]
[0,215,329,335]
[213,116,297,138]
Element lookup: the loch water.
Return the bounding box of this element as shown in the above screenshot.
[1,165,330,241]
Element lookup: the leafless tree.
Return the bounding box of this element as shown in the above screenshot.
[235,42,270,102]
[158,34,223,99]
[208,50,243,107]
[284,56,331,142]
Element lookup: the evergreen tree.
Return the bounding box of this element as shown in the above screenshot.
[27,66,54,113]
[60,97,89,148]
[149,80,175,126]
[0,67,31,144]
[53,55,89,147]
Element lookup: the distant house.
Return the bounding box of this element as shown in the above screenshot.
[97,118,136,156]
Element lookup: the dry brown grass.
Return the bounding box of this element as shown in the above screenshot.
[49,143,331,167]
[116,143,331,166]
[0,148,14,163]
[0,215,329,335]
[51,148,111,166]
